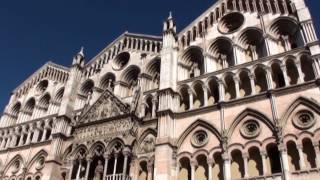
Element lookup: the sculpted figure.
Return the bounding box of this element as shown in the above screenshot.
[93,160,104,180]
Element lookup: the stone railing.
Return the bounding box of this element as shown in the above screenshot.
[0,116,55,151]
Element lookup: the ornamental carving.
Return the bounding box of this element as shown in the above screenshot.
[79,89,129,124]
[191,130,209,148]
[140,134,156,153]
[240,120,261,139]
[293,110,316,130]
[74,118,137,141]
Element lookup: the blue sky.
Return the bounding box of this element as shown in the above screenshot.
[0,0,319,112]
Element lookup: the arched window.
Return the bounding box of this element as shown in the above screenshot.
[178,157,191,180]
[300,55,316,82]
[120,65,141,97]
[239,71,252,97]
[192,82,205,108]
[231,150,245,179]
[80,80,95,97]
[100,73,116,91]
[209,38,234,70]
[254,67,268,93]
[287,141,300,171]
[238,28,267,62]
[266,144,281,174]
[180,47,205,79]
[271,63,286,88]
[179,86,190,111]
[286,59,299,85]
[208,78,220,105]
[224,74,236,100]
[248,147,263,176]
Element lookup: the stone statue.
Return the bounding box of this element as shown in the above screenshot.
[93,160,104,180]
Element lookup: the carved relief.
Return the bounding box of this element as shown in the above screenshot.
[79,89,129,124]
[140,134,156,153]
[74,118,138,141]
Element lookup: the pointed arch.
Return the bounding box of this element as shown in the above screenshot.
[280,96,320,126]
[26,150,48,171]
[88,141,106,156]
[3,154,25,175]
[227,108,275,137]
[176,119,221,148]
[138,128,157,145]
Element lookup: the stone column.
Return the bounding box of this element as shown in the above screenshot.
[234,77,240,99]
[222,152,231,180]
[202,84,208,106]
[10,127,19,147]
[122,150,130,177]
[18,126,27,146]
[113,153,119,179]
[41,119,50,141]
[151,97,158,119]
[147,163,153,180]
[103,154,110,179]
[207,159,214,180]
[190,161,197,180]
[280,65,290,86]
[249,74,256,95]
[25,124,34,145]
[188,89,194,110]
[260,151,268,175]
[295,61,304,83]
[68,160,76,180]
[85,157,92,180]
[242,153,249,178]
[312,141,320,168]
[218,81,225,102]
[297,144,306,170]
[76,159,83,180]
[32,122,41,143]
[265,68,274,90]
[279,145,290,180]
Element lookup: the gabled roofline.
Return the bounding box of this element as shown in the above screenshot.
[178,0,221,36]
[13,61,69,93]
[85,31,162,66]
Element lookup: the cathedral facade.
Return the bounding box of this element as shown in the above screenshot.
[0,0,320,180]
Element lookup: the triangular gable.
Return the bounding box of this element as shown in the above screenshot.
[79,89,130,124]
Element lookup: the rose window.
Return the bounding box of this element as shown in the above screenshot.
[240,120,260,139]
[191,130,209,148]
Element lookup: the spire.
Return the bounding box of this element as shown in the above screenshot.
[72,46,85,67]
[78,46,84,57]
[168,11,172,20]
[163,11,176,34]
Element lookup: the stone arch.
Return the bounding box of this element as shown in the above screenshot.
[227,108,275,138]
[280,96,320,127]
[3,154,25,177]
[26,150,48,172]
[145,57,161,89]
[71,144,88,159]
[178,84,191,111]
[268,17,304,52]
[24,98,36,113]
[223,72,236,100]
[176,119,222,149]
[39,93,51,112]
[237,27,267,61]
[270,61,286,88]
[180,46,205,78]
[120,65,141,96]
[54,87,64,103]
[253,64,269,93]
[79,79,95,96]
[100,72,116,90]
[206,76,220,105]
[209,37,234,69]
[299,53,316,81]
[285,57,300,85]
[286,140,301,171]
[137,128,157,154]
[237,69,252,97]
[191,80,205,108]
[10,102,21,117]
[247,146,263,176]
[88,141,106,157]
